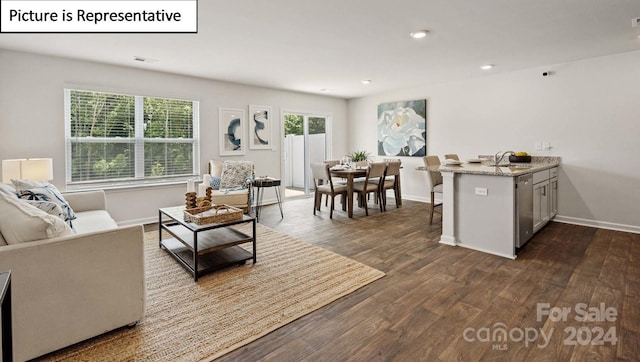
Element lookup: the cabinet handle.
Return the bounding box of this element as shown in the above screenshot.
[542,185,546,196]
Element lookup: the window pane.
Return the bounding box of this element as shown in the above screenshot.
[144,98,193,138]
[309,117,326,135]
[66,89,199,187]
[71,142,135,182]
[284,114,303,136]
[144,142,193,177]
[70,91,135,138]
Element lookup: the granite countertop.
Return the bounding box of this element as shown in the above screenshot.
[416,156,560,177]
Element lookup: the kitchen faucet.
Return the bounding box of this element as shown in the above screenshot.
[494,150,515,165]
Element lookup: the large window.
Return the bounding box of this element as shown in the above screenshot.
[64,89,199,188]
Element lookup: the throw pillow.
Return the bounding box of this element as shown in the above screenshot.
[11,178,46,190]
[210,176,221,190]
[0,231,7,246]
[0,183,17,198]
[16,184,77,222]
[219,161,254,189]
[0,192,72,244]
[24,200,66,220]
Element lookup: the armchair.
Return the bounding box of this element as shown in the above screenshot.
[208,160,254,214]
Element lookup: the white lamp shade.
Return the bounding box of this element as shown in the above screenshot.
[2,158,53,183]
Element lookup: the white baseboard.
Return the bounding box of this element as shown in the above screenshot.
[116,199,280,227]
[552,215,640,234]
[404,195,640,235]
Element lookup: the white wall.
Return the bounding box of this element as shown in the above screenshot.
[0,49,348,224]
[348,50,640,233]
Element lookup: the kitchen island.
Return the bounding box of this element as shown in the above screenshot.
[418,156,560,259]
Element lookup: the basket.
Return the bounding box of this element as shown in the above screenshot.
[509,155,532,163]
[183,204,243,224]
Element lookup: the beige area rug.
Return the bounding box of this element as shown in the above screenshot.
[38,223,385,361]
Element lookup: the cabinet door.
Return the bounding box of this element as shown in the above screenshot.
[533,180,550,232]
[549,177,558,218]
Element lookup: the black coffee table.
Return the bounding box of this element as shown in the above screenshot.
[159,206,256,281]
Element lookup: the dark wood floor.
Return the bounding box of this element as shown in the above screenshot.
[218,196,639,361]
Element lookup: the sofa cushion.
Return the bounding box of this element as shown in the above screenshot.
[15,184,77,222]
[72,210,118,234]
[219,161,254,189]
[0,192,72,244]
[0,231,6,246]
[211,189,249,206]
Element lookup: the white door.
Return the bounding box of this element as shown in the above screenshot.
[282,112,329,196]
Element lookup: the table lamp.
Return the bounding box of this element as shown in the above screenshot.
[2,158,53,184]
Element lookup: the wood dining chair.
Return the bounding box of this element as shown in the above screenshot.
[423,155,443,224]
[310,163,347,218]
[378,161,402,211]
[352,162,386,216]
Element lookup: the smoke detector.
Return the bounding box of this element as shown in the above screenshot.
[633,17,640,28]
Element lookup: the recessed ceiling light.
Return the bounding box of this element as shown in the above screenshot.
[361,79,372,85]
[480,64,494,70]
[320,88,331,92]
[410,30,429,39]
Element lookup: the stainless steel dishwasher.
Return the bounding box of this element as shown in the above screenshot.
[516,173,534,248]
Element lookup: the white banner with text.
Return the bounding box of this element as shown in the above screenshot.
[0,0,197,33]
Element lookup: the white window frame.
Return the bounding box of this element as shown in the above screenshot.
[64,89,200,190]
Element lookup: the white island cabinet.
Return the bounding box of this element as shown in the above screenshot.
[419,157,560,259]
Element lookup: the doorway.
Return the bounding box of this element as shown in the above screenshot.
[282,111,330,198]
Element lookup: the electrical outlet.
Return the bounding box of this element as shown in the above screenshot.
[475,187,488,196]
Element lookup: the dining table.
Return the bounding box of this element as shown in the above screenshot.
[328,167,367,218]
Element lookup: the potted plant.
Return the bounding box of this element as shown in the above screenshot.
[348,150,371,162]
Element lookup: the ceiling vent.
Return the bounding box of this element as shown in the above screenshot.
[133,56,158,63]
[633,17,640,28]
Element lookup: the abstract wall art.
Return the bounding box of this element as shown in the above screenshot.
[377,99,426,157]
[219,107,246,156]
[249,105,273,150]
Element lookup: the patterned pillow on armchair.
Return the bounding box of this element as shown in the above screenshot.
[219,161,254,190]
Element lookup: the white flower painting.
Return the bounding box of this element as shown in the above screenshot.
[377,99,426,157]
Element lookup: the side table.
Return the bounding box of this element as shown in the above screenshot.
[252,177,283,222]
[1,270,12,362]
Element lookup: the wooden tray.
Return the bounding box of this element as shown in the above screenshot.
[184,204,242,224]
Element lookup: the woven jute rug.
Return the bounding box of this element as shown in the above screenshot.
[38,223,385,361]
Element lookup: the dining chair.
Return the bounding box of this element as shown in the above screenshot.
[323,160,347,205]
[352,162,386,216]
[444,154,460,161]
[423,156,443,224]
[310,163,347,218]
[378,161,402,211]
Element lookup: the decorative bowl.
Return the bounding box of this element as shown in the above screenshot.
[509,155,532,163]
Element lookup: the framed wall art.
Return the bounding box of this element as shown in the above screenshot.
[377,99,426,157]
[248,105,273,150]
[219,107,246,156]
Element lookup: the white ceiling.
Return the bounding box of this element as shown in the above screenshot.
[1,0,639,99]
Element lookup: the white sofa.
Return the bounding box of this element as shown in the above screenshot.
[0,190,145,361]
